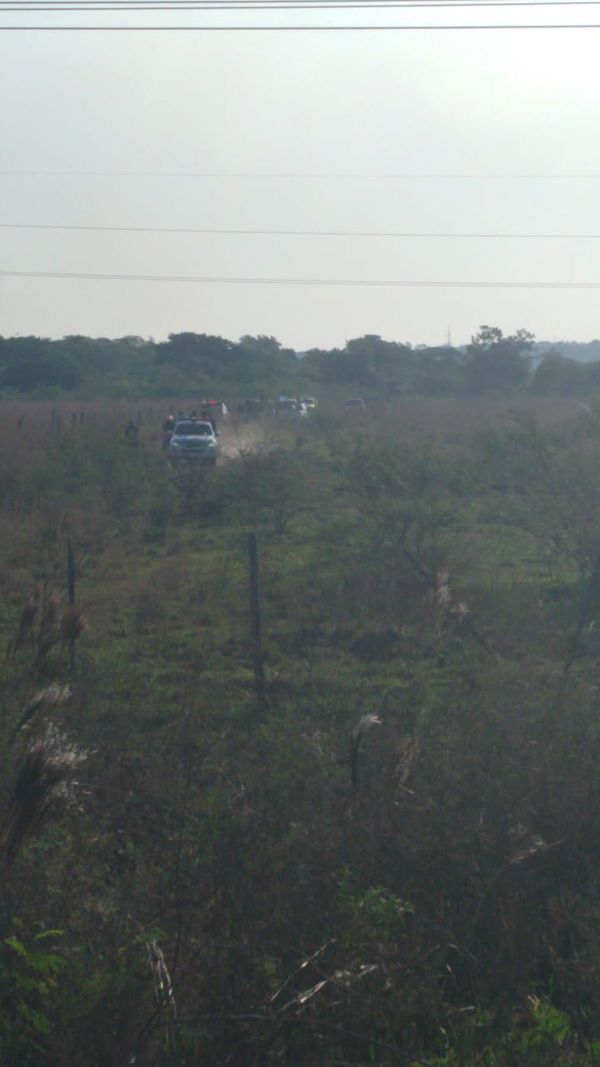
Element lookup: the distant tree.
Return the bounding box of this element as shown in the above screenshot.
[344,335,415,389]
[0,337,82,392]
[238,335,282,359]
[536,338,600,364]
[303,335,414,390]
[301,347,346,384]
[531,351,589,395]
[463,325,534,395]
[412,346,464,396]
[155,333,236,377]
[60,335,128,375]
[236,335,298,381]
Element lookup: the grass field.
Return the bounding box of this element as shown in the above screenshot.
[2,394,600,1065]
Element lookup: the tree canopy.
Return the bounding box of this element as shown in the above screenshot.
[4,324,600,399]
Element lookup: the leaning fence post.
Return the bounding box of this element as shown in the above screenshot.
[247,532,264,693]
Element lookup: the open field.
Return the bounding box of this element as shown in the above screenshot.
[3,395,600,1065]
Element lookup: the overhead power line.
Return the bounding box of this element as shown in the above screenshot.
[7,5,600,12]
[5,20,600,26]
[8,0,600,6]
[4,170,600,179]
[7,0,600,5]
[0,0,543,3]
[7,0,600,4]
[6,0,600,22]
[6,221,600,238]
[6,0,600,7]
[6,2,593,8]
[3,268,600,287]
[8,0,600,3]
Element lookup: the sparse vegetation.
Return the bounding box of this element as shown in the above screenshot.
[4,393,600,1064]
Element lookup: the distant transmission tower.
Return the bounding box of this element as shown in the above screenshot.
[446,327,452,348]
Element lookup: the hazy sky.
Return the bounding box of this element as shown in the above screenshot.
[3,4,600,348]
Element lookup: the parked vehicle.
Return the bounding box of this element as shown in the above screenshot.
[274,397,299,414]
[274,397,309,417]
[168,419,219,464]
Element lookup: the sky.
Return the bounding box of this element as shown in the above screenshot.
[3,3,600,349]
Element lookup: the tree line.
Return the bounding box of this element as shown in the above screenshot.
[2,325,600,397]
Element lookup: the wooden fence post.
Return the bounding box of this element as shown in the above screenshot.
[67,539,76,606]
[247,532,264,693]
[67,539,77,673]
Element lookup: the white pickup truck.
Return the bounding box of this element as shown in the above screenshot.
[168,419,219,465]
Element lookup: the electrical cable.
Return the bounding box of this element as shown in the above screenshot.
[5,3,600,10]
[6,1,600,6]
[6,0,600,22]
[5,221,600,238]
[3,268,600,286]
[5,15,600,23]
[3,21,600,28]
[3,171,600,178]
[6,0,600,6]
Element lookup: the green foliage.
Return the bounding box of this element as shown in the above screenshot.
[463,326,535,395]
[521,998,571,1056]
[337,874,413,942]
[0,337,82,392]
[4,322,600,401]
[5,396,600,1064]
[0,929,64,1061]
[0,323,567,400]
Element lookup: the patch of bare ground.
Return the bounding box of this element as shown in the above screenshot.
[218,420,266,460]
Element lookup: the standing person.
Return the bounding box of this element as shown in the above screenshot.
[162,414,175,449]
[124,419,139,445]
[201,404,217,433]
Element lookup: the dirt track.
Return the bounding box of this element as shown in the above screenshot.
[218,421,265,460]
